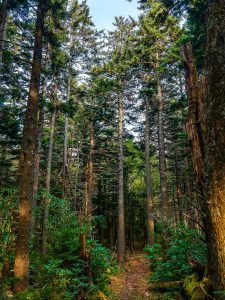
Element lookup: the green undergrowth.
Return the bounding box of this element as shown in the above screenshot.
[0,189,116,300]
[145,225,206,283]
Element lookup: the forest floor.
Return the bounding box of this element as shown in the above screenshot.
[109,253,152,300]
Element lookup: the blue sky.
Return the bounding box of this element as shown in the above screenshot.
[87,0,140,31]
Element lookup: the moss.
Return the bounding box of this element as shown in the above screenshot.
[183,274,209,300]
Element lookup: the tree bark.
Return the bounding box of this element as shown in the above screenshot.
[145,97,155,245]
[181,42,207,231]
[45,111,56,192]
[204,0,225,296]
[0,0,8,67]
[32,49,50,205]
[13,1,45,293]
[41,108,56,256]
[156,53,169,218]
[45,104,57,192]
[117,94,125,263]
[84,124,95,220]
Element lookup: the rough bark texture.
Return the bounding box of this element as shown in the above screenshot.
[181,42,207,230]
[145,97,155,245]
[13,1,45,293]
[0,0,8,66]
[117,95,125,263]
[156,54,169,217]
[204,0,225,296]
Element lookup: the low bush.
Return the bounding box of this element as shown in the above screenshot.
[145,225,207,282]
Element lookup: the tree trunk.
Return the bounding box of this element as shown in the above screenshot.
[45,108,56,192]
[174,150,183,223]
[204,0,225,296]
[13,1,45,293]
[41,108,56,256]
[0,0,8,67]
[31,105,44,235]
[32,49,49,205]
[33,106,44,206]
[180,42,207,230]
[145,97,155,245]
[117,95,125,263]
[85,124,95,220]
[62,69,71,198]
[156,53,169,218]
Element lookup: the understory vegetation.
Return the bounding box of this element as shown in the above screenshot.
[145,226,206,282]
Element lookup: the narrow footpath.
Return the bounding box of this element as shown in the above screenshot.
[109,254,152,300]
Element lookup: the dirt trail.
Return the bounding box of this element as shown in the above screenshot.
[109,254,152,300]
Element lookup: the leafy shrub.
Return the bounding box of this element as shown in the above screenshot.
[145,225,207,282]
[29,192,113,299]
[89,240,112,292]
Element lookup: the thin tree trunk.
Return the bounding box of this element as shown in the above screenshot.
[117,94,125,263]
[183,151,196,227]
[42,80,58,256]
[31,105,44,236]
[41,108,56,256]
[156,53,169,218]
[145,97,155,245]
[174,150,183,223]
[45,108,56,192]
[85,125,95,220]
[33,107,44,206]
[172,187,178,225]
[184,155,192,205]
[32,49,50,206]
[62,73,71,198]
[0,0,8,67]
[204,0,225,295]
[13,1,45,293]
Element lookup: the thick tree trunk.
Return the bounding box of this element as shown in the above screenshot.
[181,42,207,231]
[156,54,169,218]
[0,0,8,66]
[145,97,155,245]
[117,95,125,263]
[13,1,45,293]
[204,0,225,296]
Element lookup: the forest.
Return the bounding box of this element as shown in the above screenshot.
[0,0,225,299]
